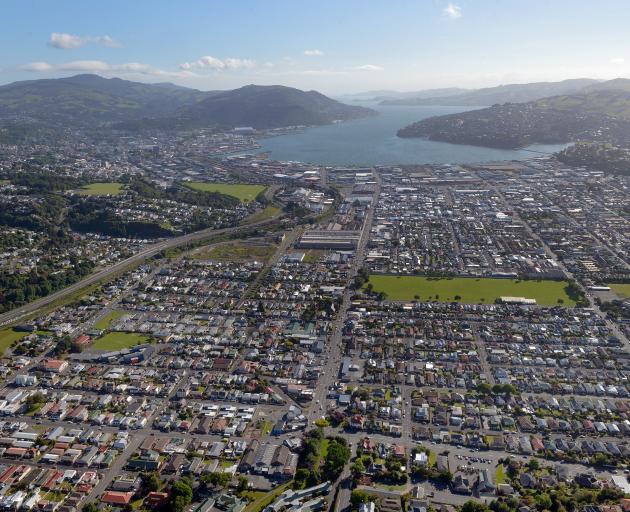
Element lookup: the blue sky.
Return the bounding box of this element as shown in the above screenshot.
[2,0,629,94]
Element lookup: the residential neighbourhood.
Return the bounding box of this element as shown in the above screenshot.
[0,137,629,512]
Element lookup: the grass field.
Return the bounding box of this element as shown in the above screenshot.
[185,182,266,202]
[366,275,575,306]
[92,332,149,351]
[245,205,280,223]
[609,283,630,299]
[93,310,127,330]
[193,242,276,262]
[0,329,29,355]
[77,182,123,196]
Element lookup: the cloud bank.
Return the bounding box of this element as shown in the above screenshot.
[179,56,256,71]
[49,32,121,49]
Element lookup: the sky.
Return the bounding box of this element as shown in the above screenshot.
[2,0,630,95]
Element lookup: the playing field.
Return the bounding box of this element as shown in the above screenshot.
[0,329,29,355]
[77,182,123,196]
[366,275,575,306]
[609,283,630,299]
[93,310,127,330]
[92,332,149,350]
[185,182,266,202]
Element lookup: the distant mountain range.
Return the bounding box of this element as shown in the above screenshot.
[381,78,600,106]
[340,87,469,103]
[397,78,630,149]
[0,74,375,132]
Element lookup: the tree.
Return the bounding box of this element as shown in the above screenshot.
[323,439,351,480]
[141,472,162,492]
[461,501,491,512]
[351,490,370,506]
[526,459,540,471]
[351,459,366,475]
[237,476,249,493]
[82,503,98,512]
[169,480,193,512]
[202,472,231,489]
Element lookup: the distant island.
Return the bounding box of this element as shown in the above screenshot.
[397,79,630,151]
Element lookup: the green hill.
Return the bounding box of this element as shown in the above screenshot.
[397,83,630,149]
[0,75,375,133]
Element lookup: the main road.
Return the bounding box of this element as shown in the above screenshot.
[0,209,284,328]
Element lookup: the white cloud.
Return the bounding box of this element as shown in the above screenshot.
[610,57,625,64]
[49,32,121,49]
[303,49,324,57]
[355,64,384,72]
[19,60,194,79]
[179,55,256,71]
[442,3,462,19]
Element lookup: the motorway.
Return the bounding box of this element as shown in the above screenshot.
[0,209,284,329]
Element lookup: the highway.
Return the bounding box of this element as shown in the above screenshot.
[0,211,284,329]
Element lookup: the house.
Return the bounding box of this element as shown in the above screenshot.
[146,492,169,509]
[412,452,428,466]
[43,360,69,373]
[101,491,134,506]
[477,469,496,495]
[452,474,472,494]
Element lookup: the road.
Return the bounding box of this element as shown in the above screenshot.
[0,211,284,329]
[305,170,381,512]
[307,170,381,425]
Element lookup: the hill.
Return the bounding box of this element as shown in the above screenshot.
[168,84,376,130]
[381,78,599,106]
[0,75,375,132]
[0,74,208,126]
[397,85,630,149]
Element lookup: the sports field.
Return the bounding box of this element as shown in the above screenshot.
[185,182,266,202]
[92,332,149,350]
[609,283,630,299]
[365,275,575,306]
[77,182,123,196]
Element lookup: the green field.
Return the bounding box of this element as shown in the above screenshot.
[609,283,630,299]
[0,329,29,355]
[366,275,575,306]
[185,182,266,202]
[93,310,127,330]
[245,205,280,223]
[77,182,123,196]
[92,332,149,350]
[193,242,276,262]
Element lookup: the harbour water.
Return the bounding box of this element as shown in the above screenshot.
[253,104,569,166]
